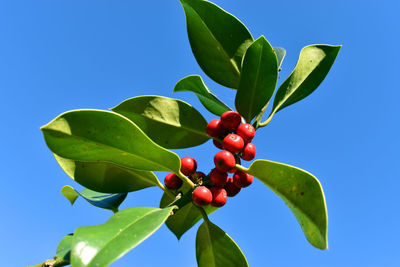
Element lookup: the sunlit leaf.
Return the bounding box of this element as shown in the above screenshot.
[243,159,328,249]
[71,206,175,267]
[112,95,209,149]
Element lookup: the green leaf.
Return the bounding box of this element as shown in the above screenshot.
[243,159,328,249]
[71,206,175,267]
[61,185,79,205]
[174,75,231,116]
[274,47,286,69]
[111,95,209,149]
[196,220,248,267]
[41,109,181,174]
[180,0,253,88]
[61,185,127,212]
[271,44,341,115]
[160,189,217,239]
[54,155,160,193]
[235,36,278,123]
[55,234,73,261]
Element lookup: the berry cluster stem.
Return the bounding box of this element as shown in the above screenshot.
[155,178,176,199]
[177,171,195,188]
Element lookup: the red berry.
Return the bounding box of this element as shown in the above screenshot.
[164,173,182,190]
[214,150,236,172]
[228,157,241,174]
[236,123,255,143]
[233,171,253,188]
[223,134,244,153]
[209,168,228,187]
[210,187,227,207]
[220,111,241,131]
[206,119,225,137]
[213,139,224,149]
[192,186,213,206]
[225,177,241,197]
[240,143,256,161]
[190,171,206,182]
[181,157,197,176]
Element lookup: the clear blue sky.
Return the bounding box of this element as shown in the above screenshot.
[1,0,399,266]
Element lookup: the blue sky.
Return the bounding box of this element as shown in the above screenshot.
[0,0,399,266]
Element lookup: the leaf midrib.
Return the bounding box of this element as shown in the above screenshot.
[204,221,217,267]
[88,208,171,265]
[43,128,173,172]
[134,112,209,139]
[58,155,159,188]
[242,43,263,122]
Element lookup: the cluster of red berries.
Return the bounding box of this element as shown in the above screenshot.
[164,111,256,209]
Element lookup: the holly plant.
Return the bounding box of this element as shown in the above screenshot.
[31,0,340,266]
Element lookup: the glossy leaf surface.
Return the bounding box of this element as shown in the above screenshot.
[55,234,73,261]
[180,0,253,88]
[196,220,248,267]
[41,109,181,173]
[61,185,127,212]
[174,75,231,116]
[112,96,209,149]
[54,155,159,193]
[235,36,278,122]
[243,159,328,249]
[160,190,216,239]
[71,206,175,267]
[271,44,341,114]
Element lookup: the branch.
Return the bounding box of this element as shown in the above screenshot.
[29,258,69,267]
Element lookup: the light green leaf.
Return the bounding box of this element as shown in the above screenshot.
[243,159,328,249]
[274,47,286,69]
[196,220,248,267]
[71,206,175,267]
[54,155,159,193]
[61,185,127,212]
[55,234,73,261]
[160,189,217,239]
[180,0,253,88]
[61,185,79,205]
[41,109,181,174]
[174,75,231,116]
[111,95,209,149]
[271,44,341,115]
[235,36,278,122]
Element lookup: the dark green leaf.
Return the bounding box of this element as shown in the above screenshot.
[235,36,278,122]
[111,95,209,149]
[71,206,175,267]
[54,155,159,193]
[41,110,181,173]
[55,234,73,261]
[196,220,248,267]
[271,44,341,114]
[160,189,216,239]
[61,185,127,212]
[243,159,328,249]
[174,75,231,116]
[274,47,286,69]
[180,0,253,88]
